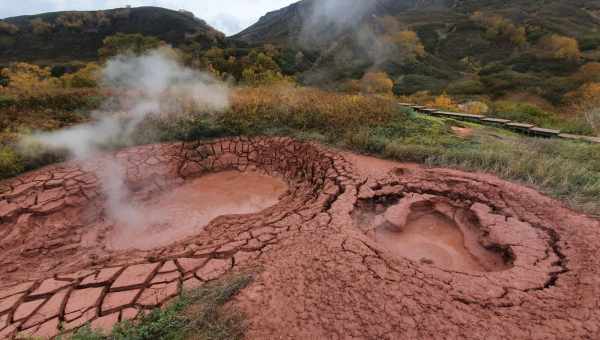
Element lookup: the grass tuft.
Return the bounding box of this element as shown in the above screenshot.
[65,273,253,340]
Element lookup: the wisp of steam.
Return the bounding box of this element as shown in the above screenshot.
[26,48,230,227]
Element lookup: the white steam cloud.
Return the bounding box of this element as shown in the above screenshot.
[27,48,230,226]
[298,0,426,83]
[299,0,378,47]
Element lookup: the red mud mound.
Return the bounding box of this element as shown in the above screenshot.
[0,137,599,339]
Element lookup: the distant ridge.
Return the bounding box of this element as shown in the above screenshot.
[0,6,225,63]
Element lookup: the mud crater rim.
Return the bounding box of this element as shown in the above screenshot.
[353,193,515,273]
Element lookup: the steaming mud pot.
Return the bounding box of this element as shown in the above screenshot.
[107,171,288,250]
[0,138,599,339]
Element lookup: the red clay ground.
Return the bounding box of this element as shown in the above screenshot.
[0,137,599,339]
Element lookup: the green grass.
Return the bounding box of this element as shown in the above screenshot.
[489,101,594,135]
[65,273,253,340]
[2,95,599,217]
[343,115,600,217]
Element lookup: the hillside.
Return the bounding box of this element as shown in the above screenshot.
[0,6,225,64]
[234,0,600,100]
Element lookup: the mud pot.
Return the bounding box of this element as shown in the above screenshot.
[107,171,288,250]
[0,137,599,339]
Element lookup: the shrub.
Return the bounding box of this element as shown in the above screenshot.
[537,34,581,61]
[240,52,292,86]
[492,101,556,126]
[567,82,600,136]
[0,95,16,108]
[580,33,600,51]
[460,101,489,115]
[426,92,458,111]
[479,62,506,76]
[382,30,426,60]
[360,72,394,94]
[393,74,446,95]
[446,79,485,95]
[0,21,19,35]
[99,33,164,58]
[56,12,92,30]
[59,63,101,88]
[480,70,541,96]
[576,63,600,83]
[222,85,405,135]
[0,63,56,96]
[470,11,527,47]
[0,146,23,179]
[30,18,53,35]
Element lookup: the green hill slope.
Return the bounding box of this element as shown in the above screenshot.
[0,6,225,63]
[233,0,600,100]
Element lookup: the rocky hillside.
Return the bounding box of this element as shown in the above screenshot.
[0,6,225,63]
[234,0,600,99]
[233,0,450,45]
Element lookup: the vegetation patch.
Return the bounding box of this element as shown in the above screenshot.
[66,273,253,340]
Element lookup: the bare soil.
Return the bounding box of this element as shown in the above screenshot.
[0,137,598,339]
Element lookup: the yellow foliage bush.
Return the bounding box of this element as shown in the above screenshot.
[0,21,19,35]
[56,13,89,30]
[470,11,526,46]
[567,82,600,136]
[383,30,426,59]
[241,52,292,85]
[576,63,600,83]
[360,72,394,94]
[0,63,56,96]
[460,101,489,115]
[538,34,581,61]
[427,92,458,111]
[59,63,101,88]
[341,79,361,94]
[30,18,53,35]
[224,85,401,133]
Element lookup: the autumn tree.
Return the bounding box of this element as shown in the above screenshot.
[470,11,527,47]
[360,72,394,94]
[538,34,581,61]
[59,63,101,88]
[342,79,361,93]
[30,18,53,35]
[427,92,458,111]
[373,16,426,62]
[576,63,600,83]
[568,83,600,136]
[99,33,164,58]
[241,51,290,85]
[56,13,87,30]
[460,101,489,115]
[383,30,426,60]
[0,63,55,95]
[0,21,19,35]
[95,11,112,27]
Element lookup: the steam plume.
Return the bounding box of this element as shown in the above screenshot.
[27,48,230,226]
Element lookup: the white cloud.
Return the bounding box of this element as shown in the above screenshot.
[0,0,297,35]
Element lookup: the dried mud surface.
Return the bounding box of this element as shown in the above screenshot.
[0,137,599,339]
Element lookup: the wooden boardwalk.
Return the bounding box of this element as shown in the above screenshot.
[401,103,600,144]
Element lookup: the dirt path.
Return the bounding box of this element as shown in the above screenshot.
[0,138,599,339]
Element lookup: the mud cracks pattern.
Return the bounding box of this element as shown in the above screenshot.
[0,137,599,339]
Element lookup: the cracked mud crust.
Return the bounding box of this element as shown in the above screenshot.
[0,137,599,339]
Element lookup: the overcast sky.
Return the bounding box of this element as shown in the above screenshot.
[0,0,298,35]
